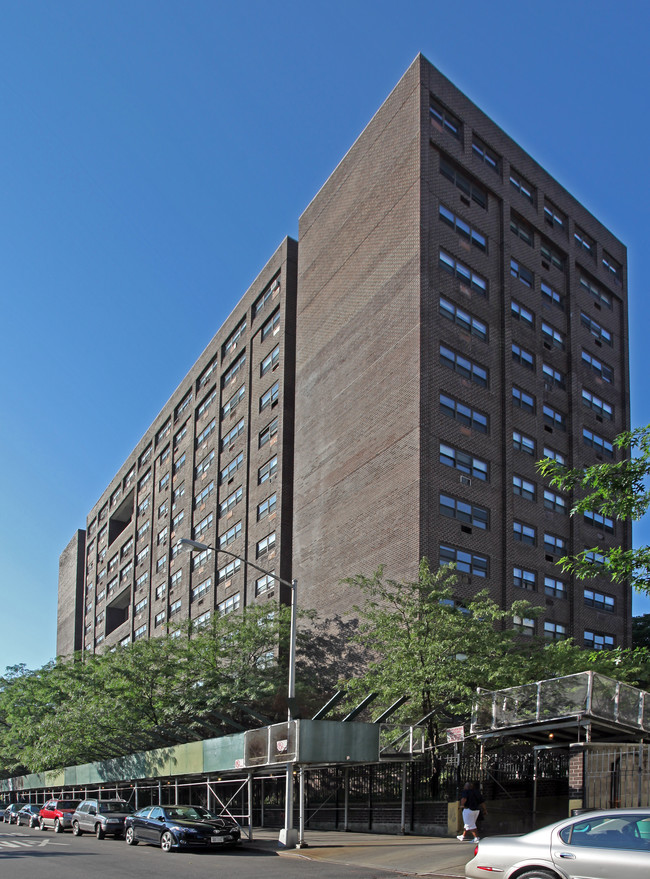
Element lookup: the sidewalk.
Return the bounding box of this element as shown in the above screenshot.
[246,828,476,877]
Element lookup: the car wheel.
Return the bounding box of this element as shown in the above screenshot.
[95,824,105,840]
[160,830,175,853]
[125,827,137,845]
[39,818,47,831]
[517,871,558,879]
[54,818,63,833]
[72,821,83,836]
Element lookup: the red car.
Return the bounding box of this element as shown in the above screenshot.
[39,799,81,833]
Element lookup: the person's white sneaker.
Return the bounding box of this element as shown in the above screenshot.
[456,835,466,841]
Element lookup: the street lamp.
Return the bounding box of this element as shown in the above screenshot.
[178,538,299,847]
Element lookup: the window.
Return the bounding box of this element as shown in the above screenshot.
[541,240,565,271]
[260,381,279,411]
[192,577,212,600]
[256,532,276,557]
[134,625,147,641]
[222,384,245,419]
[513,475,535,501]
[258,455,278,484]
[439,393,488,433]
[439,250,488,295]
[439,493,489,529]
[584,510,614,532]
[440,345,488,387]
[256,572,275,596]
[218,558,241,583]
[253,277,280,317]
[543,200,565,232]
[544,489,567,514]
[108,554,118,573]
[542,321,564,350]
[602,251,622,285]
[259,417,279,448]
[439,297,487,339]
[512,386,535,413]
[258,492,277,520]
[156,555,167,573]
[261,344,280,376]
[124,468,135,490]
[579,274,611,309]
[196,418,217,446]
[439,444,488,480]
[156,419,171,445]
[172,510,184,530]
[543,404,566,431]
[583,428,614,458]
[511,300,534,328]
[155,583,166,600]
[139,446,152,468]
[513,567,536,590]
[544,577,566,598]
[513,616,535,636]
[157,526,168,546]
[541,280,564,310]
[137,496,150,516]
[136,546,149,565]
[544,532,567,555]
[158,500,168,519]
[440,157,487,208]
[155,611,166,627]
[221,452,244,483]
[513,521,536,545]
[261,309,280,341]
[169,599,182,616]
[439,544,488,577]
[581,350,613,383]
[584,589,615,612]
[222,416,245,450]
[120,561,132,581]
[219,520,242,548]
[544,621,567,641]
[174,424,187,447]
[543,446,566,465]
[584,630,614,650]
[439,205,487,251]
[222,317,246,358]
[472,135,500,172]
[510,258,533,288]
[173,452,186,473]
[512,343,535,369]
[582,388,613,420]
[509,168,535,204]
[580,312,612,346]
[510,213,534,246]
[191,548,208,570]
[219,485,242,517]
[543,363,565,390]
[222,351,246,387]
[574,226,594,256]
[159,472,170,492]
[107,577,117,594]
[513,430,535,455]
[194,512,213,539]
[135,597,148,614]
[197,387,217,418]
[430,98,461,138]
[170,569,183,588]
[194,611,211,628]
[175,391,192,421]
[198,354,219,389]
[584,549,606,566]
[218,593,241,615]
[195,450,215,478]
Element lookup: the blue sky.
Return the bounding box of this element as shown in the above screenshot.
[1,0,649,672]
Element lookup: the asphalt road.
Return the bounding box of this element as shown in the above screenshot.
[0,825,397,879]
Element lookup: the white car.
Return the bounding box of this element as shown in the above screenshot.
[465,808,650,879]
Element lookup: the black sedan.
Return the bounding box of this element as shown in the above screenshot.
[124,804,240,853]
[16,804,43,828]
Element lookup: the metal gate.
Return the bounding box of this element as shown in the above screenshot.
[585,744,650,809]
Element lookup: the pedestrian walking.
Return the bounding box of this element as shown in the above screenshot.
[457,781,486,841]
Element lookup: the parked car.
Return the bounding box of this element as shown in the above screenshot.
[2,803,28,824]
[16,804,43,828]
[39,799,81,832]
[72,798,134,839]
[124,804,240,853]
[465,807,650,879]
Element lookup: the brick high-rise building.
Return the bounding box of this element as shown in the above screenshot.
[58,55,630,659]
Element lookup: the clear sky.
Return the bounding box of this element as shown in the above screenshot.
[1,0,649,672]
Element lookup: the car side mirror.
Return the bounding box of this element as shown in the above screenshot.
[158,816,165,821]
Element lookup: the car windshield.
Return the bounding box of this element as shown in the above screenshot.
[164,806,214,821]
[101,802,133,813]
[57,801,80,810]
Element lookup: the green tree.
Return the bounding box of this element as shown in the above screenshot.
[537,425,650,595]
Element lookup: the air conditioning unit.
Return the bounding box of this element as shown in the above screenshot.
[460,475,471,486]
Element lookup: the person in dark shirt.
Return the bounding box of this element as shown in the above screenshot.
[457,781,486,841]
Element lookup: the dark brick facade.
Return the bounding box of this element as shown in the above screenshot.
[58,55,630,657]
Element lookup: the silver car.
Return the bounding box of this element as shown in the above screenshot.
[465,808,650,879]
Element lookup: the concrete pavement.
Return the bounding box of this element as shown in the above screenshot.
[247,828,476,877]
